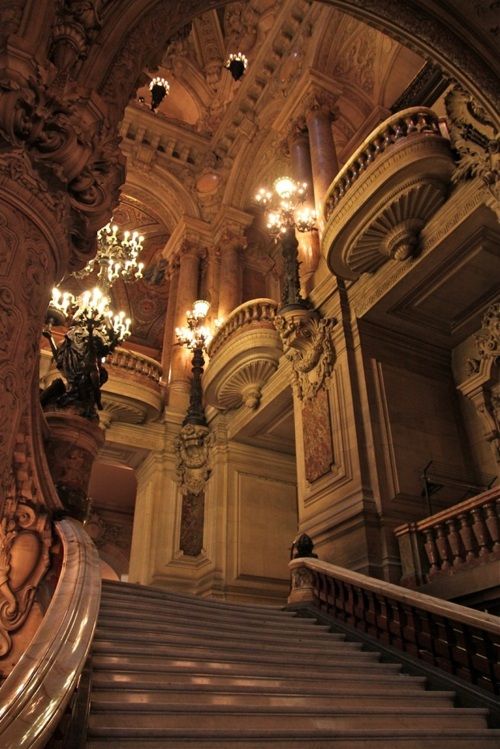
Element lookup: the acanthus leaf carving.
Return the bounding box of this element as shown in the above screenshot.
[274,309,337,401]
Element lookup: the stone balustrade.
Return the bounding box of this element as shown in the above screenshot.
[107,347,162,385]
[324,108,442,220]
[203,299,282,412]
[322,107,453,280]
[395,486,500,588]
[207,298,278,358]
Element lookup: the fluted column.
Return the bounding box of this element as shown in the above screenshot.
[169,241,202,408]
[305,91,339,229]
[218,230,245,321]
[288,116,320,290]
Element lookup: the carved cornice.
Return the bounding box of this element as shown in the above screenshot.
[274,308,337,401]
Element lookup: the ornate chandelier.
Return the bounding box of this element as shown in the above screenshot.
[225,52,248,81]
[49,286,132,344]
[175,299,213,350]
[255,177,317,236]
[75,222,145,289]
[149,76,170,111]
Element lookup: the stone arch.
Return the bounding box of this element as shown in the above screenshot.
[75,0,499,132]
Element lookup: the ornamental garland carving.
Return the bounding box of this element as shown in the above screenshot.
[274,311,337,401]
[174,423,214,496]
[467,302,500,374]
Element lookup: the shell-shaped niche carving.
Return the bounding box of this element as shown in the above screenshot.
[348,179,447,276]
[217,360,278,411]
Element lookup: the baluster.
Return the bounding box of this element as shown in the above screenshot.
[445,517,464,568]
[483,501,500,553]
[405,114,417,134]
[393,121,404,140]
[471,507,492,557]
[423,527,440,576]
[458,512,476,562]
[434,523,452,570]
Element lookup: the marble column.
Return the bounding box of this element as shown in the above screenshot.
[205,245,221,323]
[218,230,245,321]
[305,92,339,229]
[161,257,180,388]
[288,116,320,290]
[168,241,202,409]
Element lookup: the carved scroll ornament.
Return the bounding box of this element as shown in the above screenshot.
[274,310,337,401]
[174,423,214,496]
[0,495,52,663]
[445,85,499,214]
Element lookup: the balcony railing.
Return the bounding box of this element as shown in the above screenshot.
[324,108,442,221]
[207,298,278,358]
[204,299,281,411]
[395,486,500,588]
[106,347,162,386]
[322,107,453,280]
[288,556,500,696]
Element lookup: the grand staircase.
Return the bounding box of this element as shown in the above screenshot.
[86,579,500,748]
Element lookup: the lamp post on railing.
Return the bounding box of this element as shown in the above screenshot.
[255,177,317,311]
[175,300,213,427]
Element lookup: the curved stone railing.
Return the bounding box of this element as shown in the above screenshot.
[288,556,500,695]
[324,107,442,220]
[395,486,500,587]
[0,518,101,748]
[207,298,278,358]
[107,347,162,385]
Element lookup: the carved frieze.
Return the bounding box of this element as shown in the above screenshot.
[174,423,214,496]
[179,491,205,556]
[302,388,334,483]
[274,309,337,401]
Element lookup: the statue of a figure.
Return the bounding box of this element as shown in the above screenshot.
[41,323,118,419]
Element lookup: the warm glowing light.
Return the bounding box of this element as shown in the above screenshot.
[49,286,132,343]
[274,176,296,199]
[295,207,317,232]
[75,221,145,288]
[149,76,170,94]
[192,299,210,319]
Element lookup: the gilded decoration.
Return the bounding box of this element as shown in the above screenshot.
[274,310,336,401]
[302,388,334,483]
[174,423,214,496]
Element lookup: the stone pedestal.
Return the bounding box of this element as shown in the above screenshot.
[44,410,105,522]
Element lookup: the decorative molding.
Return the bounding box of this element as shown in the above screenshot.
[302,388,334,483]
[174,423,214,496]
[274,309,337,401]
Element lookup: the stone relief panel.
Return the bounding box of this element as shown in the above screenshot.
[179,491,205,556]
[302,388,334,483]
[174,423,214,496]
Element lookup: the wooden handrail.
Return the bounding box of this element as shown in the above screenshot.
[289,557,500,694]
[0,518,101,748]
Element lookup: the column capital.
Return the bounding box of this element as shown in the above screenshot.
[287,115,309,145]
[303,88,339,121]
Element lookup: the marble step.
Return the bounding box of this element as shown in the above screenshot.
[101,585,295,621]
[98,599,321,631]
[91,669,426,692]
[95,623,349,652]
[97,603,332,633]
[92,636,373,665]
[95,617,342,646]
[88,706,488,732]
[91,688,456,709]
[86,728,500,749]
[91,653,401,679]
